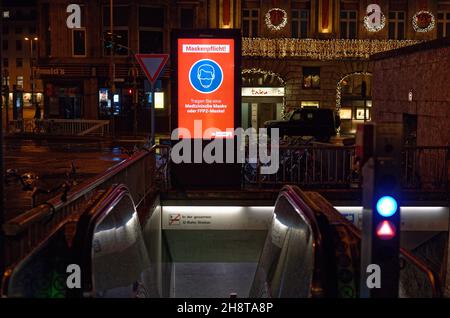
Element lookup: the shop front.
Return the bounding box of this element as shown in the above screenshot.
[44,80,84,119]
[241,87,285,130]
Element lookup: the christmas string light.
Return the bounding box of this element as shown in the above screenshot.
[364,12,386,32]
[242,38,421,60]
[242,68,285,85]
[412,11,435,32]
[336,72,372,112]
[265,8,288,31]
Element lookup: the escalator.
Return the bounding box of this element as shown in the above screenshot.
[1,185,440,298]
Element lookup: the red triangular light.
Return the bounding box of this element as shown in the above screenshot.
[376,220,396,240]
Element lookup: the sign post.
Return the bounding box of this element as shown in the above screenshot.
[135,54,169,145]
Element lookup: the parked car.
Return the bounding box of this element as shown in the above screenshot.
[264,108,340,142]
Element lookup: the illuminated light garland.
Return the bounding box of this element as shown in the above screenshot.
[242,38,421,60]
[364,12,386,32]
[242,68,285,85]
[336,72,372,112]
[412,11,435,32]
[265,8,288,31]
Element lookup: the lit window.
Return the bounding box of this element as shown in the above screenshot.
[16,75,23,88]
[302,67,320,89]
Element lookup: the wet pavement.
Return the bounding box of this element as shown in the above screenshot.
[3,138,145,221]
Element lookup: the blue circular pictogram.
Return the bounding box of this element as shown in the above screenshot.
[189,59,223,94]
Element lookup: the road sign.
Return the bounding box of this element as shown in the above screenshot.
[135,54,169,85]
[135,54,169,146]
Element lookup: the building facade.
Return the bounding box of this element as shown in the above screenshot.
[29,0,450,135]
[2,0,43,121]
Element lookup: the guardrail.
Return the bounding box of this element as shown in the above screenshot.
[2,145,170,268]
[403,146,449,190]
[244,145,449,191]
[8,119,110,137]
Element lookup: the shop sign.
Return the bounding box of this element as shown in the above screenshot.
[35,68,65,76]
[242,87,285,97]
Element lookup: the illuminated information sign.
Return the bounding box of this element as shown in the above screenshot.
[177,38,235,138]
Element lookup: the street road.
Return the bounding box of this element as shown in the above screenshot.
[3,139,140,221]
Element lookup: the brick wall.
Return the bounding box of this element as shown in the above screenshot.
[372,45,450,147]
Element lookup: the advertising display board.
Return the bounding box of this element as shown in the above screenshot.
[177,38,235,138]
[171,29,241,188]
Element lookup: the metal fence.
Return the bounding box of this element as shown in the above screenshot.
[8,119,110,137]
[244,145,449,191]
[402,146,449,190]
[2,145,170,268]
[244,145,357,188]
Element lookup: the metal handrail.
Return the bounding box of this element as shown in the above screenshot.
[306,191,442,297]
[275,185,329,297]
[70,184,132,296]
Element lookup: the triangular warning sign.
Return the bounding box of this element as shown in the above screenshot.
[135,54,169,85]
[376,220,396,239]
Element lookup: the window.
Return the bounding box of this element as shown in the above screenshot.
[292,9,309,38]
[180,8,195,29]
[2,40,8,50]
[15,9,23,19]
[301,101,319,108]
[43,3,51,56]
[2,76,10,86]
[16,58,23,67]
[16,76,23,88]
[340,10,357,39]
[437,12,450,38]
[389,11,405,40]
[139,7,164,53]
[302,67,320,89]
[139,31,163,53]
[103,5,129,56]
[16,39,22,51]
[242,9,259,37]
[2,25,8,34]
[73,29,86,56]
[103,5,129,27]
[3,58,8,67]
[15,26,22,34]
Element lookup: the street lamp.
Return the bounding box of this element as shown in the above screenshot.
[24,36,38,110]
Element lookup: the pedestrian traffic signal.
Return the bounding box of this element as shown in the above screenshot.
[370,123,402,297]
[375,196,398,217]
[376,220,396,240]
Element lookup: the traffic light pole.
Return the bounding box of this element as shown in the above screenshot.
[360,122,403,298]
[0,0,5,284]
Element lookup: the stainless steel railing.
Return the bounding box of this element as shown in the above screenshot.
[244,145,449,191]
[8,119,110,137]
